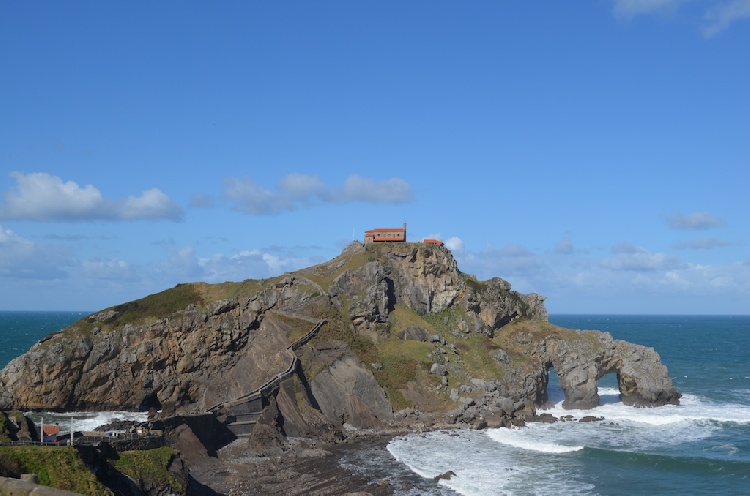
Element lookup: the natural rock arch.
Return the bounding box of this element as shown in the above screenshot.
[503,325,681,411]
[538,333,681,409]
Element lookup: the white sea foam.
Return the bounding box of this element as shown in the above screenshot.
[29,410,148,432]
[387,430,595,496]
[485,387,750,462]
[486,427,584,453]
[388,375,749,494]
[544,389,750,427]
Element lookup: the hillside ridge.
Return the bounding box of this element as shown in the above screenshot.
[0,241,679,438]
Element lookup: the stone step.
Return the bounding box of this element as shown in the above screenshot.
[228,420,257,426]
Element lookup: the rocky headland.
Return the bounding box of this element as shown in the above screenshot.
[0,241,680,495]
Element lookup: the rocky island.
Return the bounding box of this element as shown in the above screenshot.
[0,241,680,495]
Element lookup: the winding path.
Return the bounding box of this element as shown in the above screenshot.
[207,319,326,436]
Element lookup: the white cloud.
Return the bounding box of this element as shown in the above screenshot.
[611,0,750,36]
[0,172,183,221]
[660,262,750,293]
[146,244,322,286]
[553,235,589,255]
[665,211,722,230]
[224,173,413,215]
[224,178,286,214]
[459,243,547,281]
[121,188,183,220]
[600,242,683,271]
[444,237,464,252]
[190,248,318,283]
[672,237,734,249]
[336,175,412,204]
[82,258,137,280]
[277,173,326,200]
[159,246,206,280]
[188,193,214,208]
[612,0,684,19]
[704,0,750,37]
[0,225,70,279]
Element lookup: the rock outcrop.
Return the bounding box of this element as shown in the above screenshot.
[0,241,679,446]
[501,323,681,410]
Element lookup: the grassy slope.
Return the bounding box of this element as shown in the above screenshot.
[111,446,185,495]
[0,446,110,495]
[0,445,185,496]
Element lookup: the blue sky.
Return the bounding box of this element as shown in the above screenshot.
[1,1,748,314]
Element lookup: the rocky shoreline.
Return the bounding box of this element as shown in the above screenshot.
[1,406,614,496]
[181,409,612,496]
[192,435,396,496]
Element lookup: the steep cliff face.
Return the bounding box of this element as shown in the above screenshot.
[0,279,322,412]
[326,242,547,335]
[0,242,679,439]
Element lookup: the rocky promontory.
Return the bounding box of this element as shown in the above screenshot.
[0,241,680,493]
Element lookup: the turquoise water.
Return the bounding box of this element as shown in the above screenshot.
[0,311,88,369]
[2,313,749,494]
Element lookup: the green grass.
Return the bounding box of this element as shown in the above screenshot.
[51,283,207,339]
[111,446,185,495]
[301,251,378,292]
[460,334,506,380]
[0,412,11,443]
[373,338,434,409]
[109,284,205,326]
[389,305,436,335]
[459,271,487,293]
[345,307,437,410]
[194,278,267,301]
[0,446,110,495]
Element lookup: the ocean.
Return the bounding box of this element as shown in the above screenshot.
[384,315,750,495]
[0,311,88,371]
[2,312,749,494]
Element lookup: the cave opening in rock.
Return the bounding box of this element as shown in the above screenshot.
[597,372,621,405]
[384,277,396,312]
[139,392,162,412]
[545,366,565,407]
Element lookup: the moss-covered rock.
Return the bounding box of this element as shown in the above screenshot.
[111,446,187,496]
[0,446,110,495]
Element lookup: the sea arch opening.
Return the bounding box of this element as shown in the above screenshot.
[542,363,626,409]
[597,372,622,405]
[540,365,565,408]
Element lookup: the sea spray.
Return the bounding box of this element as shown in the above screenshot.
[26,410,149,433]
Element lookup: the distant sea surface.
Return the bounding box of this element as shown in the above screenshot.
[2,312,749,494]
[0,311,88,369]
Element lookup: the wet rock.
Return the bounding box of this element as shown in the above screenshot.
[434,470,456,481]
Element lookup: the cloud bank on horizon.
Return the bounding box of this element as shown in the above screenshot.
[1,2,748,314]
[1,169,746,314]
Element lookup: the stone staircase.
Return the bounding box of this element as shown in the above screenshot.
[208,319,326,437]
